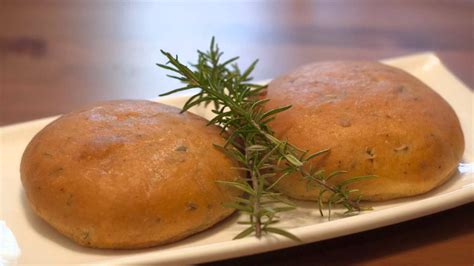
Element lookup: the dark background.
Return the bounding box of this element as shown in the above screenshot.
[1,0,472,125]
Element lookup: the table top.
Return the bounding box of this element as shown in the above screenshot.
[1,0,472,265]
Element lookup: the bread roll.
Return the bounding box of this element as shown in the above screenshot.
[21,100,240,249]
[264,61,464,201]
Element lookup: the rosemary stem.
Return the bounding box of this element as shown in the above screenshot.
[158,39,369,240]
[251,169,262,238]
[202,74,361,212]
[298,168,360,211]
[249,119,360,210]
[246,150,262,238]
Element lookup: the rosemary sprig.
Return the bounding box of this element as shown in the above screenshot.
[157,38,371,240]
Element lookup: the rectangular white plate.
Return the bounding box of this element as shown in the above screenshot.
[1,52,472,265]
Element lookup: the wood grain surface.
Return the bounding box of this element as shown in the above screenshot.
[1,0,472,265]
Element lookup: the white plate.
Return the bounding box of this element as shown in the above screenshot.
[1,52,473,265]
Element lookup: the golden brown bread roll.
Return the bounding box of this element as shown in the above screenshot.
[20,100,240,249]
[265,61,464,201]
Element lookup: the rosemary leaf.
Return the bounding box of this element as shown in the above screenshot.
[157,37,373,240]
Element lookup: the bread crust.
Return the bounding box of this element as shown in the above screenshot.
[265,61,464,201]
[20,100,240,249]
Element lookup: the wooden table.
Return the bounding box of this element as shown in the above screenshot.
[1,0,472,264]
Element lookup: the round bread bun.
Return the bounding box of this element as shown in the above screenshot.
[264,61,464,201]
[20,100,240,249]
